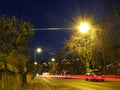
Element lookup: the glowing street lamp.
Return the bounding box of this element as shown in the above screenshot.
[79,23,90,33]
[51,58,55,62]
[36,48,42,53]
[34,61,37,65]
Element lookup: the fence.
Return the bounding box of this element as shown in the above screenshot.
[0,62,22,90]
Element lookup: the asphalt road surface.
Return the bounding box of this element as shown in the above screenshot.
[22,76,120,90]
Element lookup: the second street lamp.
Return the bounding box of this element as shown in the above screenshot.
[34,48,42,65]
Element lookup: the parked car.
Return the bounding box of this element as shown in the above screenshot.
[85,70,104,81]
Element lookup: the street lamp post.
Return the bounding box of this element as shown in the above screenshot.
[34,48,42,65]
[79,23,105,71]
[79,22,92,72]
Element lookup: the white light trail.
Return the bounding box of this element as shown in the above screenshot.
[29,28,73,30]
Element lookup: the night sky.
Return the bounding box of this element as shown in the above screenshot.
[0,0,100,60]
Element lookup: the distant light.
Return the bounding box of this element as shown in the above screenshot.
[36,73,39,76]
[51,58,55,61]
[34,61,37,65]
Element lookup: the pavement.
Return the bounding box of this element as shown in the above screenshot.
[21,77,50,90]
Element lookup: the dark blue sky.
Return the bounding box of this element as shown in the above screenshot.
[0,0,100,60]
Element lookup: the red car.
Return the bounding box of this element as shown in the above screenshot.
[85,71,104,81]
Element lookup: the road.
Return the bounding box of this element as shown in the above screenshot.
[22,76,120,90]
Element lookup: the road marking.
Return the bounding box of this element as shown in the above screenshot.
[39,78,52,90]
